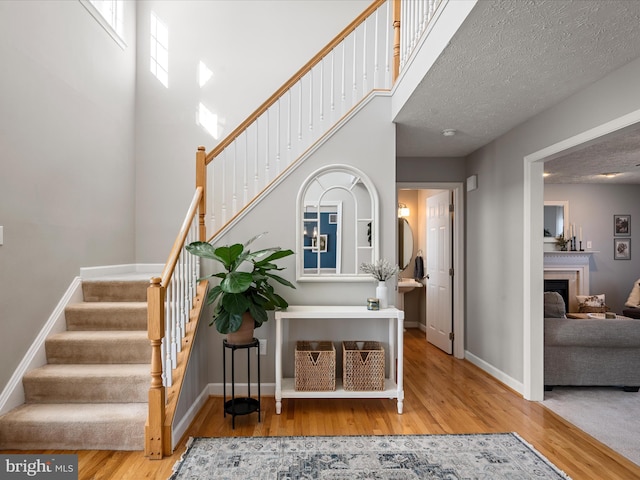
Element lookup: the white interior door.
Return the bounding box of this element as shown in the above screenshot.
[426,190,453,354]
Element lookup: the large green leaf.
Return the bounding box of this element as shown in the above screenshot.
[221,292,251,315]
[205,285,223,305]
[213,243,244,269]
[186,242,224,262]
[248,303,268,326]
[220,271,253,293]
[264,272,296,289]
[213,310,244,334]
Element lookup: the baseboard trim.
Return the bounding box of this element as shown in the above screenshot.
[0,277,83,415]
[464,350,524,396]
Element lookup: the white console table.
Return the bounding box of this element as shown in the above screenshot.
[274,306,405,414]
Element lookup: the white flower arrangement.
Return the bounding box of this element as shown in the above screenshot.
[360,258,399,282]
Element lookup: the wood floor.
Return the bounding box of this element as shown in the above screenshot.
[2,328,639,479]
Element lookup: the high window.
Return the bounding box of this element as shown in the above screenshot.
[80,0,125,48]
[150,12,169,88]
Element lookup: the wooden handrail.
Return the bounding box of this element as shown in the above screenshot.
[159,187,203,286]
[204,0,386,165]
[145,185,205,459]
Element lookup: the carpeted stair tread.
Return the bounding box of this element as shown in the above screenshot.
[65,301,147,330]
[0,403,146,451]
[45,331,150,364]
[23,364,149,403]
[82,279,149,302]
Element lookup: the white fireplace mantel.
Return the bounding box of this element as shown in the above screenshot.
[544,251,598,312]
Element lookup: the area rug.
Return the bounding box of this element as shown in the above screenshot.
[542,386,640,466]
[169,433,571,479]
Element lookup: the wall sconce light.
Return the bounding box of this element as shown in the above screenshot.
[398,203,410,218]
[312,226,318,238]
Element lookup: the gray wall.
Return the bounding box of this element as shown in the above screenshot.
[465,55,640,385]
[0,1,137,391]
[544,184,640,313]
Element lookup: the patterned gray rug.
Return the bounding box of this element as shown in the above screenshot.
[169,433,571,479]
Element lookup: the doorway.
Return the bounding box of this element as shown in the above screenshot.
[397,182,465,359]
[523,109,640,401]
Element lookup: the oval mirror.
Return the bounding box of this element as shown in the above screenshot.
[296,165,379,282]
[398,218,414,270]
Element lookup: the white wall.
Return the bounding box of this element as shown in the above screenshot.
[0,1,137,391]
[133,0,369,263]
[466,55,640,387]
[544,184,640,313]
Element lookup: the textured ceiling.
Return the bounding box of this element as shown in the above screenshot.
[394,0,640,183]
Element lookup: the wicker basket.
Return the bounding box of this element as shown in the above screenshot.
[342,341,385,391]
[295,341,336,391]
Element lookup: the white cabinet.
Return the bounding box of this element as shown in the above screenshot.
[274,306,404,414]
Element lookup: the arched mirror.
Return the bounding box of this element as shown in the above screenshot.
[296,165,379,282]
[398,218,414,270]
[544,201,569,243]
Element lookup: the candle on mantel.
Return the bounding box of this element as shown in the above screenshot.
[579,227,582,242]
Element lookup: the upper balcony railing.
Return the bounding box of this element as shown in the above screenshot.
[199,0,442,240]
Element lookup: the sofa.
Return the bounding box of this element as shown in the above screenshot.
[544,292,640,392]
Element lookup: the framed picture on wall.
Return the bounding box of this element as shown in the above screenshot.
[312,234,328,253]
[614,238,631,260]
[614,214,630,236]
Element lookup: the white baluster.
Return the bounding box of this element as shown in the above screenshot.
[308,70,313,133]
[352,29,357,96]
[231,140,237,215]
[319,59,324,122]
[264,109,270,182]
[221,150,227,223]
[362,19,368,93]
[276,99,281,173]
[287,89,292,154]
[297,80,303,141]
[341,43,346,102]
[373,9,379,89]
[243,130,248,205]
[254,119,259,196]
[330,50,335,113]
[385,1,391,85]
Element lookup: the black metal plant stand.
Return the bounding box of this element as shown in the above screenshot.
[222,338,261,429]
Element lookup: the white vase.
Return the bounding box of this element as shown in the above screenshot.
[376,281,388,309]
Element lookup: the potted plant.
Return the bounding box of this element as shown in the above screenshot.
[186,233,295,344]
[555,234,570,251]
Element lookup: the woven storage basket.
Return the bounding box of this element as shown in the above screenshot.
[295,341,336,391]
[342,341,385,391]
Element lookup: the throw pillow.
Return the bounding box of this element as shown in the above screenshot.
[544,291,566,318]
[576,294,609,314]
[625,279,640,308]
[576,294,606,307]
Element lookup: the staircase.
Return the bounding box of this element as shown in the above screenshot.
[0,278,150,451]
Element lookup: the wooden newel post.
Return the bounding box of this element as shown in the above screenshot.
[392,0,401,82]
[196,146,207,242]
[145,277,166,459]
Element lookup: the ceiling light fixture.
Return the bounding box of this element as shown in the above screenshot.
[441,128,457,137]
[601,172,619,178]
